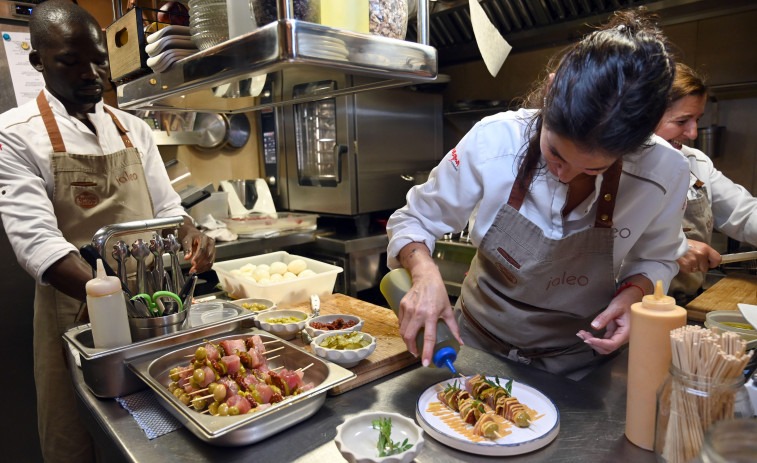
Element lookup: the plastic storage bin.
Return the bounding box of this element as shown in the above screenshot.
[213,251,342,304]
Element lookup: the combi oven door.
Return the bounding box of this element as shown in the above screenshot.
[281,70,357,215]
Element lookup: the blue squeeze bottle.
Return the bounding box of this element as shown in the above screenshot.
[380,268,460,374]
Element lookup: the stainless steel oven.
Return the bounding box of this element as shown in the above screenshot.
[261,69,443,216]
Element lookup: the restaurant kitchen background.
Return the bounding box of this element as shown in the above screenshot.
[1,1,756,461]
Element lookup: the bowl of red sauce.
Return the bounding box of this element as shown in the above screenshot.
[305,314,364,339]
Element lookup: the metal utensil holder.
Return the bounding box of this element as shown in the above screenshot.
[91,216,188,319]
[91,216,185,257]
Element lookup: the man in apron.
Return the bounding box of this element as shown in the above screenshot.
[0,2,215,461]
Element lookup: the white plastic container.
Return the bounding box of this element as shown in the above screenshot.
[212,251,343,304]
[86,259,132,348]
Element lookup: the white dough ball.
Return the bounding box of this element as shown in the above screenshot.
[298,269,316,278]
[257,277,271,285]
[269,261,287,275]
[282,272,297,280]
[240,263,256,272]
[252,268,270,281]
[269,273,284,283]
[287,259,307,275]
[230,269,243,276]
[256,264,270,274]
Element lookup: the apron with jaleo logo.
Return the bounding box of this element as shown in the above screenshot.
[455,161,622,377]
[33,91,154,463]
[669,173,712,305]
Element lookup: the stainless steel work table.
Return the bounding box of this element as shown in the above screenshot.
[72,345,654,462]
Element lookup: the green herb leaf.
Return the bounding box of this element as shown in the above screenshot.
[371,417,413,457]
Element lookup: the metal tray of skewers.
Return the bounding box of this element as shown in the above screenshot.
[63,301,256,398]
[126,328,355,446]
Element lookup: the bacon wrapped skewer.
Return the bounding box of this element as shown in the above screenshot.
[437,381,506,439]
[466,374,531,428]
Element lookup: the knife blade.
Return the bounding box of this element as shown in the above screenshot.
[720,251,757,264]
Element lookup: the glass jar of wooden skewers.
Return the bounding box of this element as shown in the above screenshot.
[654,326,754,463]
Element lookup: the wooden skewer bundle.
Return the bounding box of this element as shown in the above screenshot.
[661,325,753,463]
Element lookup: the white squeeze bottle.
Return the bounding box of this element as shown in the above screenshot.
[380,268,460,374]
[625,280,686,450]
[87,259,132,348]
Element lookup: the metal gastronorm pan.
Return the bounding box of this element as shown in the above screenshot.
[126,328,355,446]
[63,302,256,398]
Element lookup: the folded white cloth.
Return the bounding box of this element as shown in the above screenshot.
[197,214,238,242]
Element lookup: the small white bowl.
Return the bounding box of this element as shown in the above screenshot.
[254,309,308,340]
[335,411,425,463]
[310,330,376,368]
[229,297,276,316]
[305,314,364,338]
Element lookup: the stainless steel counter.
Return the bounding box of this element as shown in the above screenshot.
[72,345,655,462]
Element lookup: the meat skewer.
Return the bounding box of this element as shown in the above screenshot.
[465,374,532,428]
[437,380,506,439]
[166,334,316,416]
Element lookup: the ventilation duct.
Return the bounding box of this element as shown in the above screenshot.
[407,0,757,66]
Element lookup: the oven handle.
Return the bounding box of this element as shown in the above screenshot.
[334,143,348,183]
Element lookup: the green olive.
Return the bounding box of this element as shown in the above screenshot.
[213,385,226,402]
[179,393,191,405]
[193,368,205,384]
[168,382,178,393]
[218,403,229,416]
[208,382,217,394]
[191,397,207,410]
[228,405,239,416]
[169,367,180,382]
[173,387,184,398]
[195,346,207,361]
[514,411,531,428]
[208,401,219,416]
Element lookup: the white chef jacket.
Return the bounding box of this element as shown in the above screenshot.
[387,108,691,289]
[680,144,757,244]
[0,89,186,283]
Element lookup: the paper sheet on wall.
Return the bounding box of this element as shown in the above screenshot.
[2,31,45,107]
[469,0,512,77]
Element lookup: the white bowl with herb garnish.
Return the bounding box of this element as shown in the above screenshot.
[335,411,424,463]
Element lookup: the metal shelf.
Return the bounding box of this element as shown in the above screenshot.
[116,19,439,113]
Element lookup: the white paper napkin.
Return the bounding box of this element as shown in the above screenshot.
[469,0,512,77]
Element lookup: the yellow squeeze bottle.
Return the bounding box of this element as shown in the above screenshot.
[380,268,460,374]
[625,280,686,450]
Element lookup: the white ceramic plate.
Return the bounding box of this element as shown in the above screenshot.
[415,376,560,456]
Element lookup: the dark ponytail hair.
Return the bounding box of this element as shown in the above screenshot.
[516,8,675,188]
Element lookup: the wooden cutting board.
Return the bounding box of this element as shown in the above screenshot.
[686,274,757,322]
[280,293,419,394]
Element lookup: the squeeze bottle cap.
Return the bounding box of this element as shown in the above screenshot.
[85,259,121,297]
[433,346,458,375]
[641,280,676,311]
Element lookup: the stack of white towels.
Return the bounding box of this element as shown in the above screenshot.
[145,25,198,73]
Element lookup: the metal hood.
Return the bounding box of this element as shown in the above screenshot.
[408,0,757,66]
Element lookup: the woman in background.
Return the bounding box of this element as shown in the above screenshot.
[657,63,757,304]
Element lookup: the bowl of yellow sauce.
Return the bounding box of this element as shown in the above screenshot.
[705,310,757,349]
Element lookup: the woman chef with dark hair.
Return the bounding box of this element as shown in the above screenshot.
[387,9,689,379]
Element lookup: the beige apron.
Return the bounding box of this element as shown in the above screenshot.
[669,174,712,305]
[455,161,622,377]
[33,92,154,463]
